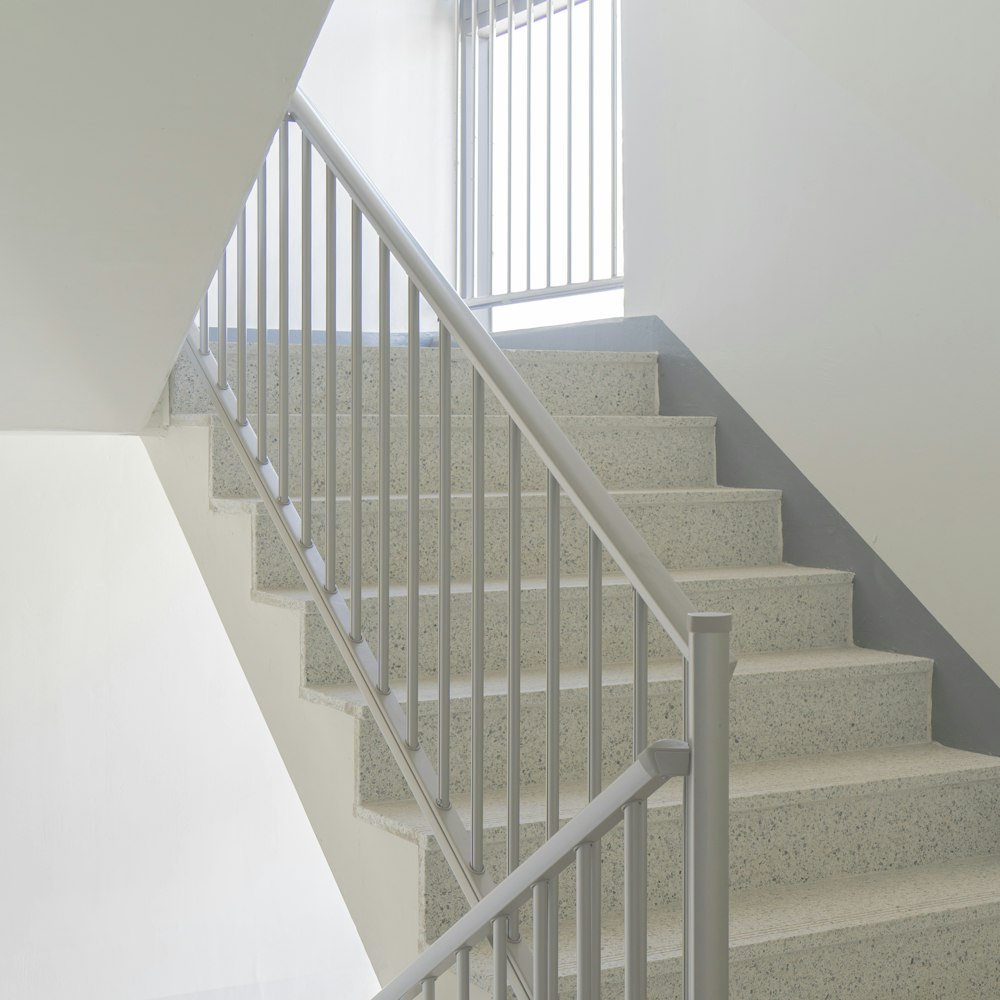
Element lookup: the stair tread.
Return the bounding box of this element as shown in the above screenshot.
[358,742,997,841]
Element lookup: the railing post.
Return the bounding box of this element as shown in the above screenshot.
[684,611,731,1000]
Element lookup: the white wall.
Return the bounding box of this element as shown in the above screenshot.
[621,0,1000,681]
[0,434,378,1000]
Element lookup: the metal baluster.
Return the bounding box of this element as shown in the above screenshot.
[506,0,513,294]
[472,0,483,299]
[421,977,435,1000]
[350,202,363,642]
[588,0,595,281]
[611,0,619,277]
[256,162,268,465]
[237,207,247,425]
[526,0,533,289]
[493,914,509,999]
[533,879,550,1000]
[588,527,603,992]
[438,321,452,808]
[488,0,496,296]
[471,368,486,872]
[278,119,290,505]
[508,418,522,940]
[577,841,595,1000]
[546,0,553,288]
[301,134,313,546]
[200,292,209,355]
[325,168,337,592]
[407,280,421,748]
[546,469,560,997]
[457,946,471,1000]
[566,0,573,284]
[378,241,391,693]
[216,249,227,389]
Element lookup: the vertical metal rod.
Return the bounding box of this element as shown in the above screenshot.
[455,0,465,294]
[278,119,290,505]
[378,241,391,694]
[506,0,513,294]
[438,321,452,808]
[200,292,209,355]
[588,529,602,800]
[576,841,595,1000]
[421,977,435,1000]
[533,880,550,1000]
[236,208,247,425]
[256,162,268,465]
[488,0,496,296]
[457,946,471,1000]
[301,134,313,547]
[407,280,421,749]
[216,248,227,389]
[588,0,595,281]
[611,0,619,277]
[633,592,648,758]
[546,0,553,288]
[350,202,363,643]
[472,2,484,299]
[508,417,522,941]
[566,0,573,284]
[325,169,337,592]
[684,612,732,1000]
[545,469,560,998]
[493,914,508,999]
[526,0,533,289]
[471,368,486,872]
[623,798,647,1000]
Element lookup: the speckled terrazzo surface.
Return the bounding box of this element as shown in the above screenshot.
[166,340,1000,998]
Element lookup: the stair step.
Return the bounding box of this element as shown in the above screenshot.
[171,344,660,418]
[210,413,717,499]
[361,743,1000,944]
[296,565,854,687]
[251,487,784,590]
[303,646,931,803]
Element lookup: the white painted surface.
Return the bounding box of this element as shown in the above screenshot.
[0,1,332,433]
[621,0,1000,682]
[0,434,378,1000]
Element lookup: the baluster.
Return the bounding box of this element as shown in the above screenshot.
[471,368,486,871]
[350,202,363,642]
[526,0,533,289]
[216,248,227,389]
[407,280,421,748]
[488,0,495,296]
[421,977,435,1000]
[438,321,452,808]
[546,469,560,997]
[566,0,573,284]
[325,168,337,592]
[457,946,471,1000]
[236,207,247,425]
[278,119,290,504]
[577,841,595,1000]
[588,0,595,282]
[493,914,508,999]
[508,418,522,939]
[200,292,209,355]
[588,527,603,990]
[506,0,513,295]
[546,0,554,289]
[301,133,313,546]
[378,241,391,693]
[256,162,268,465]
[611,0,619,277]
[533,879,550,1000]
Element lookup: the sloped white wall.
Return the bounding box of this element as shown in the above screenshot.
[621,0,1000,681]
[0,434,378,1000]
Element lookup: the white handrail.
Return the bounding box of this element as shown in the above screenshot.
[290,89,696,655]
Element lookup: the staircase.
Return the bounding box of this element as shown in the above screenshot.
[155,334,1000,998]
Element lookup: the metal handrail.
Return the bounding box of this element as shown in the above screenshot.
[290,90,695,656]
[374,740,691,1000]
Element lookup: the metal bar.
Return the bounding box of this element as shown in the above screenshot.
[488,0,496,296]
[533,880,550,1000]
[526,0,532,289]
[278,119,290,505]
[493,914,509,999]
[407,280,421,749]
[545,468,560,999]
[611,0,619,277]
[438,321,452,809]
[684,612,732,1000]
[421,978,435,1000]
[588,529,602,800]
[473,2,486,299]
[325,168,337,592]
[566,0,573,284]
[350,201,363,642]
[633,591,648,758]
[236,208,247,425]
[576,841,595,1000]
[256,162,267,465]
[506,0,513,294]
[378,240,391,694]
[588,0,595,282]
[508,416,522,941]
[457,947,471,1000]
[623,798,647,1000]
[200,292,209,355]
[301,133,313,546]
[216,248,227,389]
[546,0,553,288]
[471,367,486,873]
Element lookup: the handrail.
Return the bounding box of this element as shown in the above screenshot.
[374,740,691,1000]
[290,90,695,656]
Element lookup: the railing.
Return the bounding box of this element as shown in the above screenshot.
[188,87,731,999]
[457,0,623,324]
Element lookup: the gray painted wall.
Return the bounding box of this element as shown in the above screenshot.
[494,316,1000,757]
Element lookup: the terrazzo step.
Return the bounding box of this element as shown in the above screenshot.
[251,487,784,590]
[303,647,931,803]
[209,413,717,499]
[359,743,1000,945]
[299,566,854,687]
[171,345,659,418]
[551,856,1000,999]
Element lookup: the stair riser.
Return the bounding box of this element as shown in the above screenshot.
[253,492,784,590]
[172,344,660,418]
[420,774,1000,942]
[211,415,717,499]
[352,662,931,802]
[304,575,853,686]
